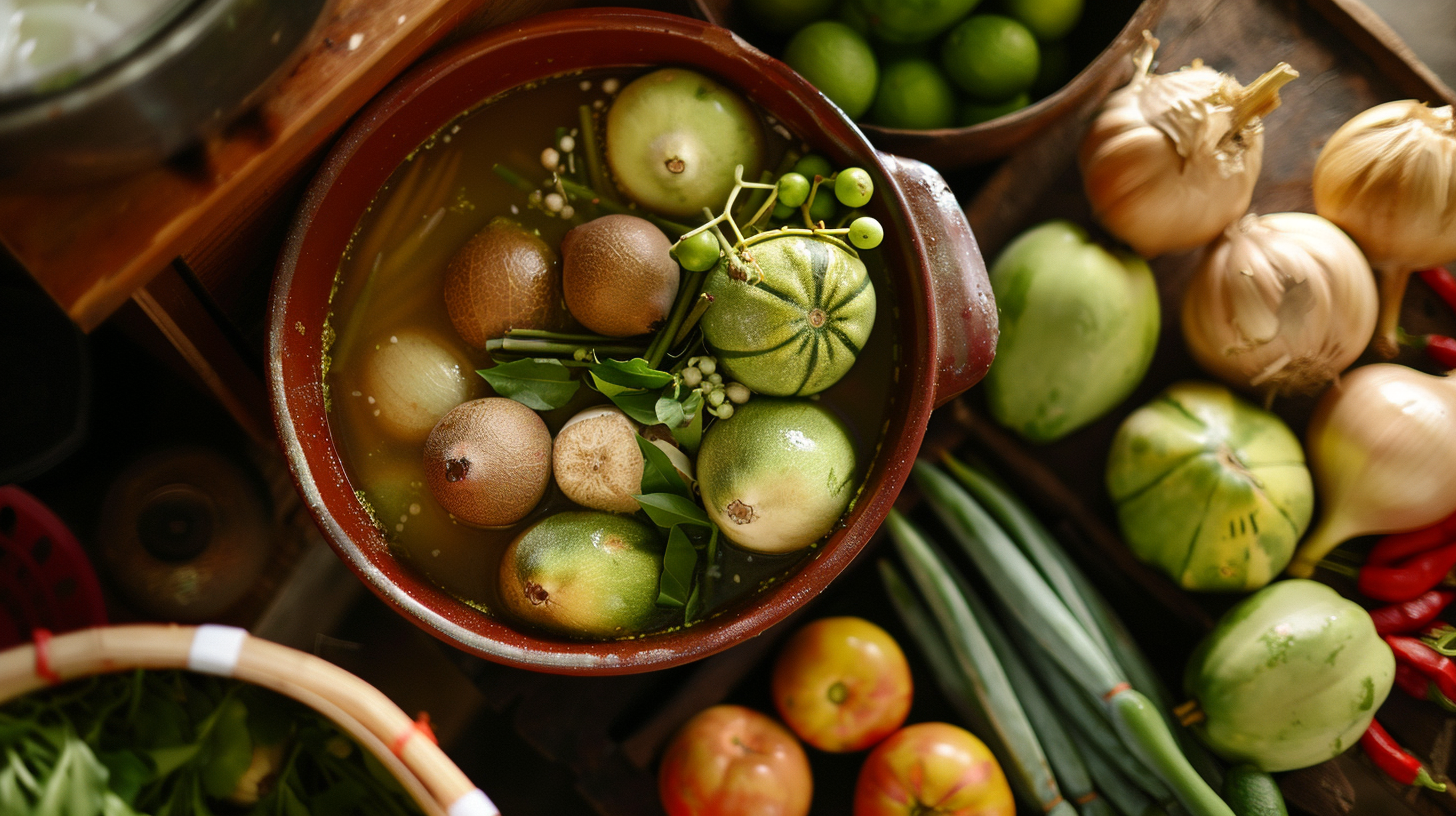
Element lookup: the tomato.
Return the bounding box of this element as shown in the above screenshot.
[771,616,913,752]
[853,722,1014,816]
[658,705,812,816]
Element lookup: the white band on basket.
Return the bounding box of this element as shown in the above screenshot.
[448,789,499,816]
[187,625,248,677]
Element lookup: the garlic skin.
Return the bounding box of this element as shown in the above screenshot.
[1079,36,1297,258]
[1287,364,1456,577]
[1182,212,1377,398]
[1312,101,1456,357]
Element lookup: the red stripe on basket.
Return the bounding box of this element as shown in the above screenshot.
[390,711,438,756]
[32,628,61,685]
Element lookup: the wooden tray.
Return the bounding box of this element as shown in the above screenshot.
[442,2,1456,815]
[959,0,1456,813]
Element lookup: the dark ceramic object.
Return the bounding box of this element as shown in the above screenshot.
[694,0,1168,168]
[269,8,997,675]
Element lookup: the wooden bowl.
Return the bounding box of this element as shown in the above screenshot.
[268,9,998,675]
[693,0,1168,168]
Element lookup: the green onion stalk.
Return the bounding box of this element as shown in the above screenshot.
[913,462,1236,816]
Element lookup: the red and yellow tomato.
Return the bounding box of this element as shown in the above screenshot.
[771,616,913,752]
[658,704,813,816]
[854,722,1014,816]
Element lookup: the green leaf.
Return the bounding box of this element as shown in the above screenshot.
[590,358,674,390]
[604,387,662,425]
[147,745,199,779]
[634,493,711,530]
[97,751,151,804]
[684,580,704,624]
[38,735,107,816]
[657,526,697,609]
[478,358,579,411]
[672,403,704,455]
[636,437,691,499]
[654,396,685,429]
[199,698,251,799]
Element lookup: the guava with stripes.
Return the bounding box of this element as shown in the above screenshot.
[701,233,877,397]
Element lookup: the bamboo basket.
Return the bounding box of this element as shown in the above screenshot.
[0,625,499,816]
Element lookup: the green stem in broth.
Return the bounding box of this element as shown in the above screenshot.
[486,337,646,358]
[557,176,693,236]
[505,328,634,344]
[578,104,617,204]
[673,294,714,346]
[647,268,709,368]
[493,162,538,194]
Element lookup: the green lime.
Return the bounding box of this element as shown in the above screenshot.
[673,230,722,272]
[793,154,834,180]
[871,59,956,130]
[777,172,811,207]
[741,0,836,33]
[783,21,879,121]
[941,15,1039,101]
[835,167,874,207]
[1003,0,1083,41]
[957,92,1030,126]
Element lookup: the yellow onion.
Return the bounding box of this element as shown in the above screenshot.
[1313,101,1456,357]
[1181,212,1377,399]
[1288,364,1456,577]
[1079,35,1298,258]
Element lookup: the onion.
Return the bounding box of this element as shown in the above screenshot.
[1079,35,1298,258]
[1313,101,1456,357]
[1181,212,1377,399]
[1287,364,1456,577]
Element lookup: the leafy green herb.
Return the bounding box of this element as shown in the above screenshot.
[478,358,579,410]
[635,493,712,529]
[655,396,686,429]
[590,357,675,390]
[672,403,705,455]
[604,388,662,425]
[658,526,697,608]
[636,437,692,499]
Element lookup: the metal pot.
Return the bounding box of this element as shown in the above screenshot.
[0,0,331,186]
[268,8,997,675]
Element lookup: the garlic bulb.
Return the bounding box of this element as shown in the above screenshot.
[1287,364,1456,577]
[1079,35,1298,258]
[1312,101,1456,357]
[1181,212,1377,398]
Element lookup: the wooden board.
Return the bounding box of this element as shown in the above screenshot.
[0,0,564,332]
[960,0,1456,813]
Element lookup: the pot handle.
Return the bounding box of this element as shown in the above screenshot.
[879,153,998,408]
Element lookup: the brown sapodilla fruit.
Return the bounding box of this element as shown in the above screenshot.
[444,216,569,348]
[423,397,552,527]
[561,214,679,337]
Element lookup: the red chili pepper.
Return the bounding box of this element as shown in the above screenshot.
[1387,635,1456,702]
[1369,590,1456,634]
[1362,718,1447,791]
[1418,267,1456,315]
[1408,334,1456,370]
[1368,510,1456,566]
[1395,664,1456,713]
[1360,540,1456,603]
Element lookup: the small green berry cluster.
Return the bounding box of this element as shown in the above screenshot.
[681,355,751,419]
[771,155,883,250]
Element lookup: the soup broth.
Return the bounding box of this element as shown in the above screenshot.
[325,69,897,634]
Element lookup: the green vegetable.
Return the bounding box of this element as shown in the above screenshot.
[702,233,876,397]
[883,512,1075,816]
[914,461,1235,816]
[1223,765,1288,816]
[0,671,423,816]
[1106,381,1313,591]
[851,0,985,44]
[1183,579,1395,772]
[984,220,1159,442]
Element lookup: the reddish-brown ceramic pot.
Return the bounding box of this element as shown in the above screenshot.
[268,8,997,675]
